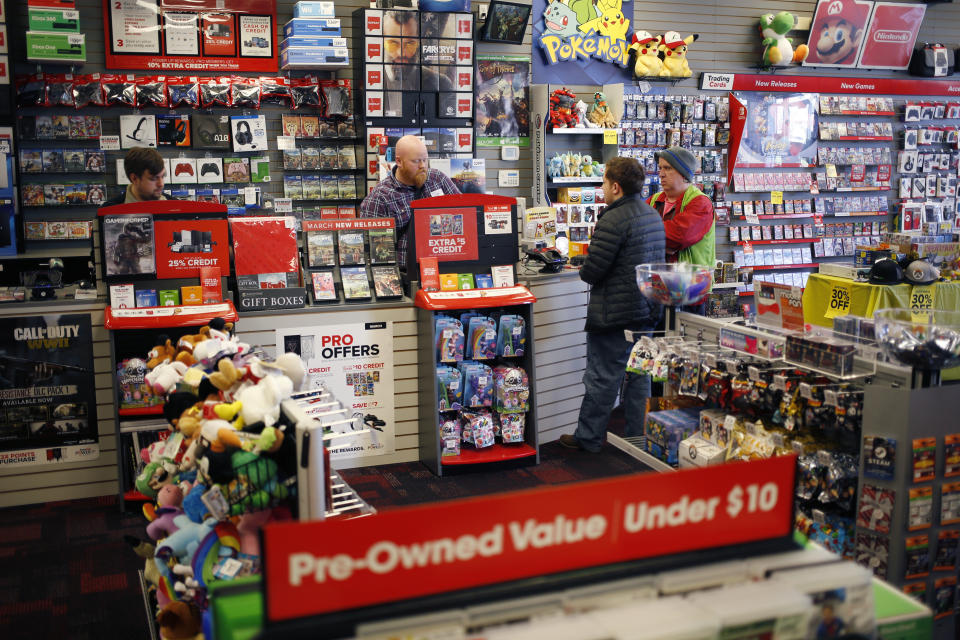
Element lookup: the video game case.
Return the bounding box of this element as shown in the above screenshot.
[321,174,339,199]
[310,270,338,302]
[301,147,320,170]
[103,214,156,277]
[303,174,322,199]
[338,231,366,265]
[372,265,403,299]
[341,266,372,300]
[368,228,397,264]
[306,230,337,267]
[283,148,302,170]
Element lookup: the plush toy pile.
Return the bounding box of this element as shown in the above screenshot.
[547,152,605,180]
[127,317,306,638]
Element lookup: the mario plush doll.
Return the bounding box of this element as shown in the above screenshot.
[805,0,871,66]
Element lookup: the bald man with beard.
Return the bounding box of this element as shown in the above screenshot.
[360,135,460,270]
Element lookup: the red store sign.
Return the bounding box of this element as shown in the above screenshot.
[708,73,960,97]
[262,455,796,622]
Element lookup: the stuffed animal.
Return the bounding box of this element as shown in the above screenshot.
[587,92,618,128]
[629,32,664,77]
[659,32,698,77]
[575,100,598,128]
[147,338,177,370]
[760,12,808,67]
[174,328,210,366]
[549,87,578,129]
[157,600,204,640]
[147,360,189,395]
[236,373,294,429]
[548,154,564,178]
[146,485,185,540]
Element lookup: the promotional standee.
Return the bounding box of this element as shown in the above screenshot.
[276,321,396,464]
[0,314,98,468]
[103,0,278,72]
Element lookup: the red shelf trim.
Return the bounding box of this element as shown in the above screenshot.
[105,301,238,330]
[118,405,164,417]
[441,443,537,465]
[415,286,536,311]
[98,201,227,217]
[745,263,819,270]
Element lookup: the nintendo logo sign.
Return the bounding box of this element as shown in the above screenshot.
[700,73,735,91]
[873,30,911,43]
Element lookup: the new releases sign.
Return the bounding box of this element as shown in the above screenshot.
[262,455,796,622]
[103,0,277,72]
[276,322,395,463]
[0,314,97,457]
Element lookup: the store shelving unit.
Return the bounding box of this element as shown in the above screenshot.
[415,286,539,476]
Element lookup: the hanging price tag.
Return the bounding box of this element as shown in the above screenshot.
[814,213,823,224]
[877,164,892,182]
[850,164,866,183]
[274,198,293,213]
[770,190,783,205]
[743,241,754,255]
[745,211,760,225]
[603,129,618,144]
[276,135,296,150]
[825,283,852,319]
[825,163,838,179]
[100,135,120,150]
[910,284,936,322]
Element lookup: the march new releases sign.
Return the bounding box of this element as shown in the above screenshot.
[262,455,796,622]
[414,206,479,262]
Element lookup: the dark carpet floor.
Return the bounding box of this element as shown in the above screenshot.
[0,411,646,638]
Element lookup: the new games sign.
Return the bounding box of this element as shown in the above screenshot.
[532,0,634,85]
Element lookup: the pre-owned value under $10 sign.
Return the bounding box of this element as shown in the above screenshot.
[262,455,796,622]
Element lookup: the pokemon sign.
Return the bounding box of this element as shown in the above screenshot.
[533,0,635,85]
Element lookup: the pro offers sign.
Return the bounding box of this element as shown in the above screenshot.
[276,322,394,463]
[262,456,796,622]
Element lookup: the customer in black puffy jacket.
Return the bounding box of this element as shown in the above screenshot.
[559,156,665,453]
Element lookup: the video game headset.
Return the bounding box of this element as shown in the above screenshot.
[235,120,253,146]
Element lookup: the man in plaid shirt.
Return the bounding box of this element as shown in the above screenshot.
[360,135,460,269]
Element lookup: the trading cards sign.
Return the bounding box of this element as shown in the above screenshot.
[276,322,395,464]
[0,314,98,463]
[103,0,278,72]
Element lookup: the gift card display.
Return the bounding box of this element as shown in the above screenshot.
[863,436,896,481]
[857,484,894,533]
[913,437,936,483]
[908,486,933,531]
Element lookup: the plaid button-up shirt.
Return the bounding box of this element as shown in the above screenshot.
[360,167,460,268]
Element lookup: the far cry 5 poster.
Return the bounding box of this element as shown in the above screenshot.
[475,54,531,148]
[0,314,99,467]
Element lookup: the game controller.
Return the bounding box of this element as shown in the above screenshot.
[175,162,195,177]
[200,162,220,177]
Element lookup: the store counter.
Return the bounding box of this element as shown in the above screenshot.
[518,267,589,444]
[803,273,960,328]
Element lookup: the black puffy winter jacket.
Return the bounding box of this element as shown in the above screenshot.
[579,193,666,332]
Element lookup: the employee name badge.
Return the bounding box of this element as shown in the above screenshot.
[430,188,443,197]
